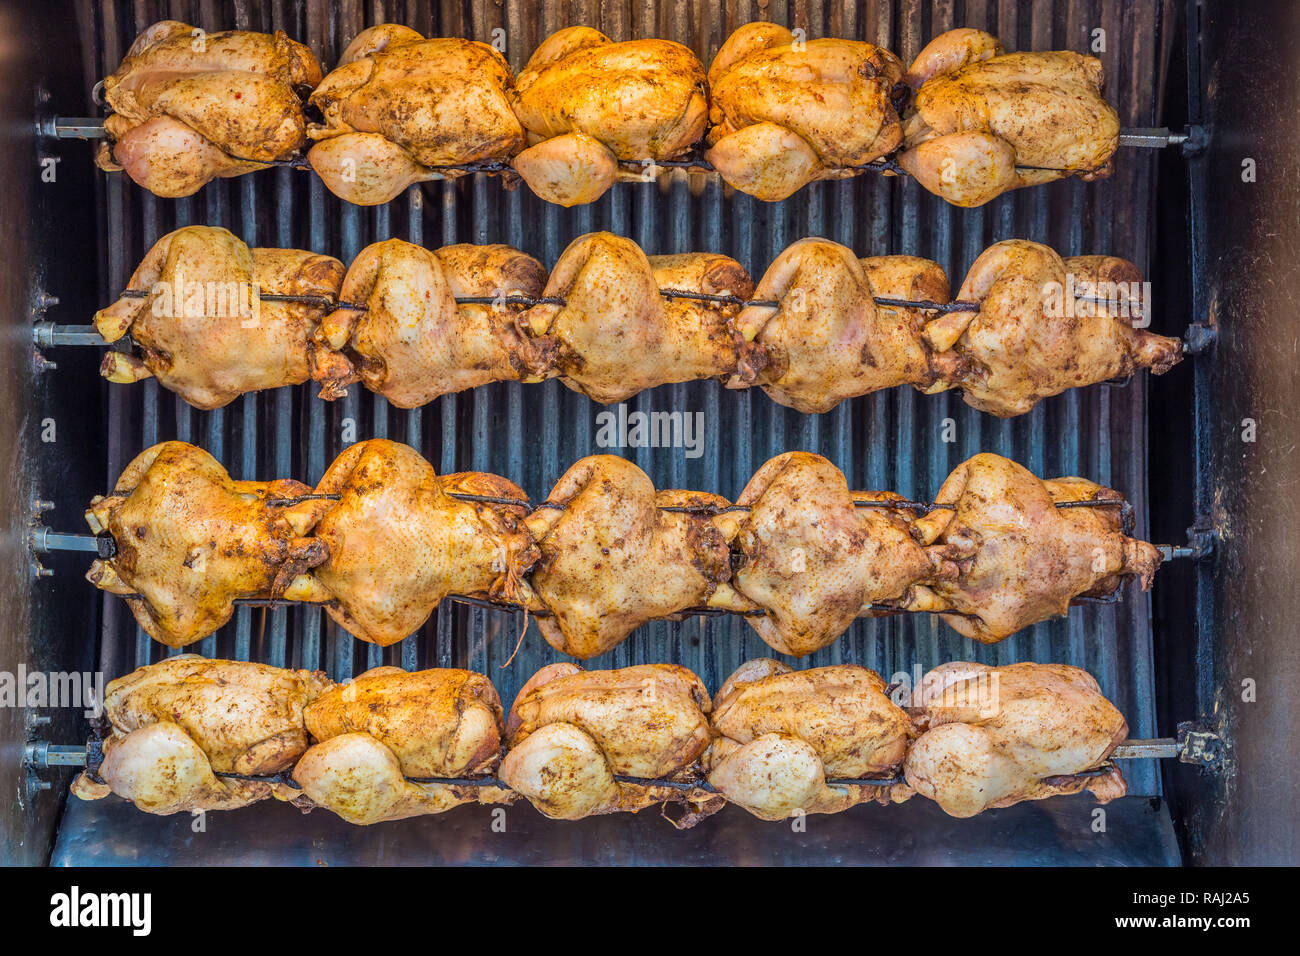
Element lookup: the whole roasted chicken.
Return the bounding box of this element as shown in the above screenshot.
[70,657,327,814]
[523,456,733,659]
[95,226,345,409]
[280,440,536,647]
[733,239,950,412]
[84,442,327,647]
[924,241,1182,417]
[524,232,760,403]
[710,452,931,656]
[500,663,723,824]
[707,660,914,820]
[307,25,523,205]
[97,20,321,197]
[310,238,552,406]
[903,453,1163,642]
[511,27,709,206]
[294,666,514,824]
[705,23,906,201]
[899,29,1120,206]
[905,661,1128,816]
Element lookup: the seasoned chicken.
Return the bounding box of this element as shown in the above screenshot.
[522,456,733,659]
[709,453,931,656]
[84,442,328,647]
[524,232,761,403]
[280,440,535,647]
[705,24,906,201]
[500,663,723,824]
[70,656,327,814]
[511,28,709,206]
[707,660,914,820]
[923,241,1182,416]
[97,20,321,198]
[94,226,344,409]
[899,29,1120,206]
[293,666,514,824]
[905,661,1128,817]
[307,25,523,205]
[310,238,552,406]
[733,239,951,412]
[903,453,1163,642]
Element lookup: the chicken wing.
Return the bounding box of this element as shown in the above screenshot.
[511,27,708,206]
[905,661,1128,817]
[705,24,905,201]
[97,20,320,197]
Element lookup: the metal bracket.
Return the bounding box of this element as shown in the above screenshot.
[1176,721,1225,770]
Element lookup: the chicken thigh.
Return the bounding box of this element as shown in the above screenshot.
[95,226,345,409]
[707,659,914,820]
[511,27,709,205]
[97,20,321,197]
[705,24,906,201]
[902,453,1163,642]
[310,238,552,406]
[84,442,328,647]
[905,661,1128,817]
[899,29,1120,206]
[307,25,523,205]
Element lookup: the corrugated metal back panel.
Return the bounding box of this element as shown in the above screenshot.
[88,0,1173,793]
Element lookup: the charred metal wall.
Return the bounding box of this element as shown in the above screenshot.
[72,0,1176,805]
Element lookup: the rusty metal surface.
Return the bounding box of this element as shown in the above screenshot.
[67,0,1174,828]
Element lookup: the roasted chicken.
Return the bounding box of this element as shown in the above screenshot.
[733,240,951,412]
[707,660,914,820]
[307,25,523,205]
[705,24,906,201]
[510,27,709,206]
[84,442,327,647]
[279,440,535,647]
[902,453,1163,642]
[70,657,327,814]
[310,238,552,406]
[524,232,761,403]
[97,20,321,197]
[294,666,513,824]
[500,663,723,824]
[905,661,1128,817]
[522,456,733,659]
[94,226,344,409]
[899,29,1120,206]
[710,453,932,657]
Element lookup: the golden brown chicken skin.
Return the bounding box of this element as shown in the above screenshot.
[95,226,345,409]
[97,20,320,198]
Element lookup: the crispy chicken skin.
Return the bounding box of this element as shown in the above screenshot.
[500,663,723,824]
[294,666,514,824]
[307,25,523,205]
[899,29,1120,206]
[94,226,345,409]
[97,21,320,197]
[712,453,931,656]
[905,661,1129,817]
[279,440,535,647]
[524,232,760,403]
[734,240,950,412]
[84,442,328,647]
[705,24,906,201]
[707,660,914,820]
[310,238,552,406]
[511,28,709,206]
[70,656,327,814]
[903,453,1163,642]
[523,456,733,659]
[924,240,1182,417]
